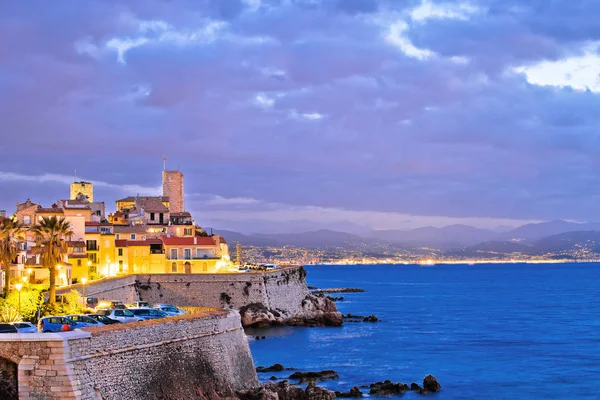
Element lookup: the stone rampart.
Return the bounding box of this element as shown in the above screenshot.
[0,310,257,399]
[58,266,310,315]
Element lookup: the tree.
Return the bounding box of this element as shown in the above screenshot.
[33,216,73,305]
[0,218,23,298]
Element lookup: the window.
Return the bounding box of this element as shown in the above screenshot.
[118,249,123,257]
[130,234,136,240]
[116,234,120,240]
[77,260,81,266]
[119,260,123,272]
[170,249,177,260]
[150,212,155,221]
[184,249,191,260]
[23,215,31,224]
[171,262,177,272]
[184,228,192,236]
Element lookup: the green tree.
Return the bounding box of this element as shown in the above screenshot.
[33,216,73,305]
[0,218,23,298]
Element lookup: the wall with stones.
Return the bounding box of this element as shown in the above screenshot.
[57,266,311,316]
[0,311,257,400]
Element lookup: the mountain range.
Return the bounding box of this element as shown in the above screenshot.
[213,220,600,255]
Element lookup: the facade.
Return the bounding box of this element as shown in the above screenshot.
[70,181,94,202]
[6,167,233,287]
[162,170,184,213]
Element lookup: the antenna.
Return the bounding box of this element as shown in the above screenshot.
[163,155,166,171]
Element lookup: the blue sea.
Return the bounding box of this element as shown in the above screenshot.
[248,263,600,399]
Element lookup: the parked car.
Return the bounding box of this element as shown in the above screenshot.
[87,314,121,325]
[0,323,18,333]
[129,308,167,320]
[67,315,105,327]
[153,304,186,316]
[96,300,126,310]
[38,316,87,333]
[127,301,152,309]
[97,308,143,323]
[11,322,37,333]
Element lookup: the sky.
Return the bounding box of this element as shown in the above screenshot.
[1,0,600,234]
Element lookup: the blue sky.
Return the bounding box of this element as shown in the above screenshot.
[1,0,600,233]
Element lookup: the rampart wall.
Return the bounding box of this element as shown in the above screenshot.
[57,266,310,315]
[0,310,257,399]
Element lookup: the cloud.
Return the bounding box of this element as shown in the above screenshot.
[512,41,600,92]
[410,1,481,23]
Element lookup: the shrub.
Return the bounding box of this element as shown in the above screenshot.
[0,305,21,322]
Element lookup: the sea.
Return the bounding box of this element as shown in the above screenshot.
[248,263,600,399]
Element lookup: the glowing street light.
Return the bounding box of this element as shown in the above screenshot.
[15,283,23,315]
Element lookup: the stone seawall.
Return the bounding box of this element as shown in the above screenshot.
[58,267,310,315]
[0,311,257,399]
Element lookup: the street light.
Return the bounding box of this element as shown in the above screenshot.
[15,283,22,316]
[81,278,87,307]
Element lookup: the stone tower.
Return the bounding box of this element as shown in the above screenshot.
[236,243,242,265]
[70,181,93,202]
[162,170,184,213]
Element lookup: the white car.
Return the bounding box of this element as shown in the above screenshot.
[11,322,37,333]
[153,304,186,316]
[97,308,143,323]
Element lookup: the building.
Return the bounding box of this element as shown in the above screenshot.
[70,181,94,202]
[162,170,184,213]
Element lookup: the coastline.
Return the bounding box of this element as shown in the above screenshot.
[307,258,600,266]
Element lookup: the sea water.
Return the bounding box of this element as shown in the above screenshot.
[249,263,600,399]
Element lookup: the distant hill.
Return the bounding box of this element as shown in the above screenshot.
[216,229,374,248]
[533,230,600,254]
[501,221,600,241]
[370,224,498,248]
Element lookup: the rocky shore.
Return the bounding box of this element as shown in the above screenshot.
[239,293,343,328]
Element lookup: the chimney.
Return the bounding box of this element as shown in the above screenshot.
[194,236,197,245]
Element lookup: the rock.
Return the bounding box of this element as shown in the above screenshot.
[410,382,422,391]
[269,376,277,381]
[334,386,363,398]
[239,296,342,328]
[369,381,407,396]
[240,303,286,328]
[288,370,339,384]
[238,380,335,400]
[305,381,336,400]
[311,288,365,293]
[256,363,286,373]
[422,375,441,393]
[286,294,343,327]
[363,315,378,322]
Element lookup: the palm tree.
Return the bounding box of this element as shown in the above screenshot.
[33,216,73,305]
[0,218,23,298]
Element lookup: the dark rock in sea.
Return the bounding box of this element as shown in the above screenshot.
[334,386,363,398]
[326,295,345,302]
[238,380,335,400]
[312,288,365,294]
[261,336,266,339]
[256,364,286,373]
[255,336,260,340]
[422,375,441,393]
[288,370,339,384]
[369,380,407,396]
[308,286,318,290]
[363,315,378,322]
[411,382,422,391]
[269,376,277,381]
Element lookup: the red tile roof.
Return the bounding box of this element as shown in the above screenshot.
[115,239,163,247]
